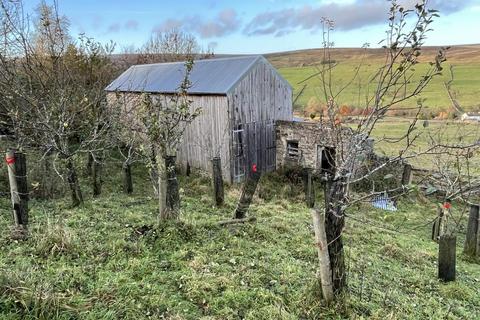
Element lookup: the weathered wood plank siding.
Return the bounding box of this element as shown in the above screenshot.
[106,92,232,182]
[227,60,292,180]
[177,95,231,182]
[107,57,293,184]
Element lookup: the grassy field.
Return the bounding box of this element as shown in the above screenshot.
[1,160,479,319]
[266,45,480,112]
[365,119,480,170]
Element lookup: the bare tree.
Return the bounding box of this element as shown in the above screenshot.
[140,29,201,63]
[307,0,479,299]
[114,28,214,67]
[134,59,201,220]
[420,79,480,244]
[0,0,115,206]
[112,29,213,196]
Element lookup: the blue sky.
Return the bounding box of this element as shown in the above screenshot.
[25,0,480,54]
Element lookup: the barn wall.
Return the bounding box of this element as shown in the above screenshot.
[227,60,293,181]
[229,61,292,124]
[106,92,232,182]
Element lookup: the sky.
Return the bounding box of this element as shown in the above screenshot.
[24,0,480,54]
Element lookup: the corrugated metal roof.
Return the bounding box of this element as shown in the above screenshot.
[106,55,278,95]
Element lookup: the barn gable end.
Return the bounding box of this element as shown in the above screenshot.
[227,57,293,181]
[106,55,293,183]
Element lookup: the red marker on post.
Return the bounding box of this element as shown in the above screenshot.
[5,156,15,165]
[252,164,257,173]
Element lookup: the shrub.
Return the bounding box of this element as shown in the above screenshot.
[435,111,449,120]
[339,105,352,116]
[304,97,324,117]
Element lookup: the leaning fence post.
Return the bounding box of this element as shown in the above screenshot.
[212,157,224,207]
[438,234,456,282]
[234,166,261,219]
[311,207,334,304]
[6,150,29,232]
[464,204,479,257]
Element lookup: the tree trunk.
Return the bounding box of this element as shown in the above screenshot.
[85,152,93,176]
[123,162,133,194]
[234,171,261,219]
[92,155,102,197]
[324,177,346,295]
[160,155,179,220]
[432,205,443,242]
[401,163,412,186]
[6,150,29,230]
[66,159,83,207]
[149,147,159,197]
[438,235,456,282]
[41,150,53,198]
[440,206,450,238]
[212,157,224,206]
[477,219,480,258]
[464,204,479,257]
[311,207,334,304]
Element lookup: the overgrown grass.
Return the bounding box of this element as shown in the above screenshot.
[0,161,479,319]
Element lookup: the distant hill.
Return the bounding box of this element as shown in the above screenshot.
[262,44,480,113]
[264,44,480,68]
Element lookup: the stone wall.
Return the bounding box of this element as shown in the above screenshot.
[275,120,335,173]
[275,120,404,192]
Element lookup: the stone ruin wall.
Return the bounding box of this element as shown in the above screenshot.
[275,120,406,191]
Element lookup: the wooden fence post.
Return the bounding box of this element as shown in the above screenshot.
[401,163,412,186]
[212,157,224,207]
[311,207,334,304]
[234,170,261,219]
[438,235,456,282]
[464,204,479,257]
[186,161,191,177]
[304,168,315,208]
[6,150,29,231]
[123,162,133,194]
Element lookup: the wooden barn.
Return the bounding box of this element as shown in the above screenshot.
[106,55,293,182]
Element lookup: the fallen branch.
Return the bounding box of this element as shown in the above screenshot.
[218,217,256,226]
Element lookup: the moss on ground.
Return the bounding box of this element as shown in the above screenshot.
[0,163,479,319]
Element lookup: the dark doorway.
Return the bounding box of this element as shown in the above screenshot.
[317,146,335,175]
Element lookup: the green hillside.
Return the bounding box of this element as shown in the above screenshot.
[266,45,480,112]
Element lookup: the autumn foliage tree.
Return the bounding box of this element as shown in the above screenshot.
[0,0,115,206]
